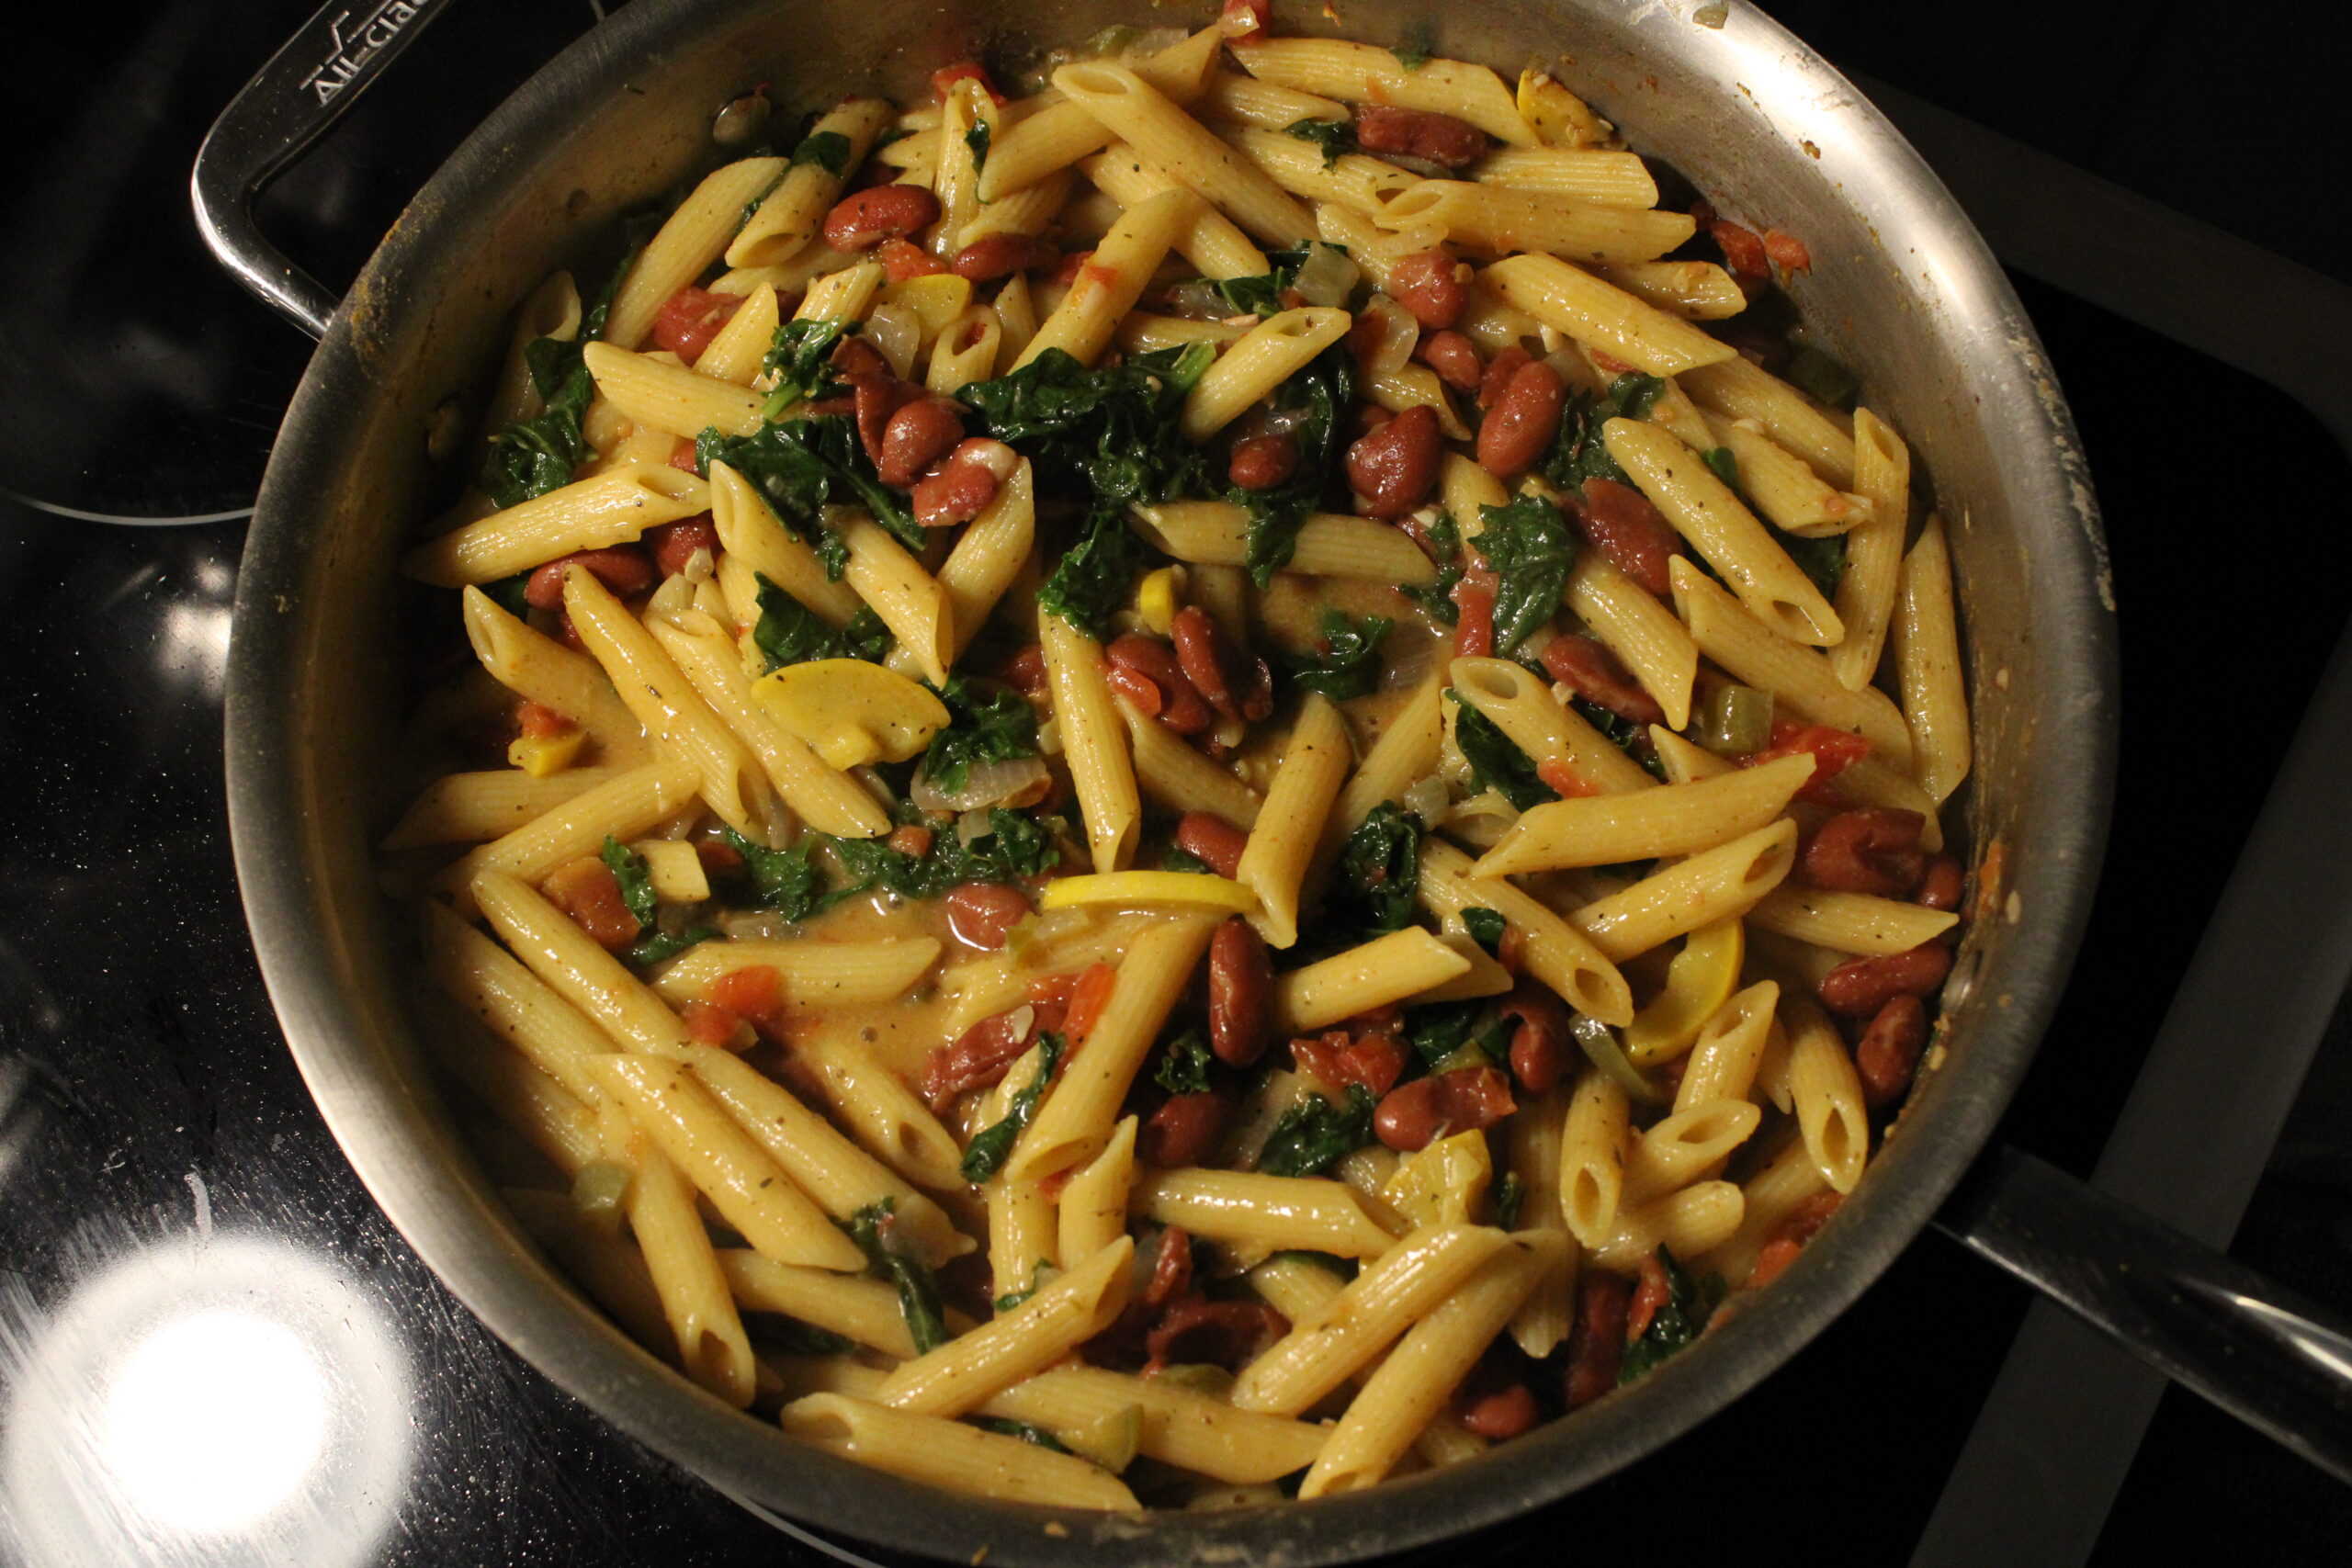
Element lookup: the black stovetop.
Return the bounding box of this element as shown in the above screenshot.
[4,2,2350,1563]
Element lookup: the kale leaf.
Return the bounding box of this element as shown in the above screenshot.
[600,837,659,926]
[790,129,854,176]
[1335,803,1422,934]
[718,827,826,921]
[1257,1085,1378,1178]
[959,344,1213,510]
[697,411,919,559]
[752,572,891,669]
[963,120,991,175]
[1570,694,1668,781]
[992,1261,1057,1314]
[961,1031,1066,1182]
[1404,1001,1482,1072]
[826,807,1059,905]
[1494,1170,1525,1232]
[1779,528,1848,603]
[1541,372,1667,493]
[848,1199,949,1354]
[627,924,720,967]
[1216,243,1312,317]
[1233,343,1354,585]
[1402,510,1465,626]
[1619,1246,1721,1384]
[961,344,1216,632]
[1162,842,1216,874]
[1036,502,1145,641]
[1283,117,1358,168]
[1701,445,1741,492]
[921,676,1041,794]
[478,234,644,507]
[1461,907,1507,953]
[1277,609,1391,703]
[1473,494,1577,654]
[760,316,858,418]
[1452,694,1560,811]
[970,1418,1071,1452]
[1153,1029,1216,1097]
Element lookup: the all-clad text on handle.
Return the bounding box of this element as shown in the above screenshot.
[191,0,459,339]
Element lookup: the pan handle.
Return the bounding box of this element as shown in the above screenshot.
[1937,1144,2352,1483]
[190,0,463,340]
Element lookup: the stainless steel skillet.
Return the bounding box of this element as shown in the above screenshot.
[201,0,2352,1560]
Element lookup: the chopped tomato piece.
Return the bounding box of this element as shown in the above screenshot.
[709,964,783,1029]
[1746,718,1871,804]
[1219,0,1272,36]
[542,856,640,951]
[669,436,702,472]
[1451,574,1497,660]
[876,237,946,280]
[648,284,745,361]
[930,61,1007,105]
[683,999,744,1047]
[1626,1252,1673,1340]
[1708,218,1770,280]
[1290,1031,1409,1098]
[1763,229,1813,273]
[515,700,574,739]
[1588,347,1634,376]
[1537,757,1605,798]
[1063,962,1119,1046]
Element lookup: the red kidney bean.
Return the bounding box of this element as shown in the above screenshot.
[876,398,967,489]
[1818,942,1953,1017]
[831,335,889,380]
[1458,1380,1539,1439]
[1227,433,1301,491]
[1144,1225,1193,1312]
[851,371,921,466]
[1564,1272,1631,1409]
[1144,1297,1287,1373]
[1387,247,1467,330]
[1106,635,1214,734]
[1570,477,1683,595]
[1105,663,1165,717]
[1207,918,1274,1067]
[1854,993,1928,1109]
[1173,812,1250,878]
[1354,105,1489,169]
[944,883,1032,952]
[1374,1066,1517,1152]
[1916,854,1965,911]
[1170,605,1273,724]
[1498,979,1571,1096]
[952,233,1060,281]
[911,459,1000,528]
[1140,1092,1230,1168]
[821,185,941,252]
[1415,328,1484,391]
[1477,344,1532,411]
[1540,633,1665,727]
[524,546,656,611]
[1345,401,1442,519]
[921,1004,1037,1108]
[1476,359,1567,478]
[1000,643,1048,698]
[644,513,719,577]
[1800,807,1928,896]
